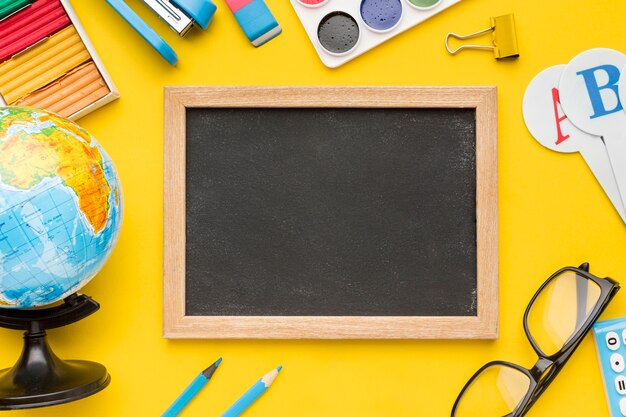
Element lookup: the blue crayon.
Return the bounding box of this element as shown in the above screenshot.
[225,0,281,47]
[221,366,282,417]
[162,358,222,417]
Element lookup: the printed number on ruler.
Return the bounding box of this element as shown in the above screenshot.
[522,65,626,223]
[559,48,626,213]
[593,318,626,417]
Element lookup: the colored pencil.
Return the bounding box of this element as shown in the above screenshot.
[161,358,222,417]
[221,366,282,417]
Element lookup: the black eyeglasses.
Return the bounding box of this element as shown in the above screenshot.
[451,263,620,417]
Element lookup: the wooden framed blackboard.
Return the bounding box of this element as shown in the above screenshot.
[163,86,498,339]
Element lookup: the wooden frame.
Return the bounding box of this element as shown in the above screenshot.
[163,86,498,339]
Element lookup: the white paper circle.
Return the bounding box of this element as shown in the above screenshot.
[523,65,588,153]
[559,48,626,136]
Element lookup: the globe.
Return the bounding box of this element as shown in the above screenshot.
[0,107,122,308]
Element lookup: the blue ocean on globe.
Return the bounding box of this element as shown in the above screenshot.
[0,107,123,308]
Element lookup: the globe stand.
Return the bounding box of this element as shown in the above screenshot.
[0,293,110,410]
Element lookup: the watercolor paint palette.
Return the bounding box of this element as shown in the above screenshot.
[290,0,462,67]
[0,0,118,120]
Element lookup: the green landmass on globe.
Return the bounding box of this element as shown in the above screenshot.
[0,107,122,308]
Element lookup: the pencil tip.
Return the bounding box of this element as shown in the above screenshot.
[277,365,282,372]
[202,358,222,378]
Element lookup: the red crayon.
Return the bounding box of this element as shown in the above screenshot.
[0,0,70,64]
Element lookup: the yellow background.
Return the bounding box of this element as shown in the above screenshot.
[2,0,626,415]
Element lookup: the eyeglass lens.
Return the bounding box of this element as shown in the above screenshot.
[454,364,531,417]
[526,270,601,356]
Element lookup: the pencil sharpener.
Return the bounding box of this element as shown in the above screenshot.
[142,0,216,35]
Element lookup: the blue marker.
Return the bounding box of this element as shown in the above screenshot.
[162,358,222,417]
[221,366,282,417]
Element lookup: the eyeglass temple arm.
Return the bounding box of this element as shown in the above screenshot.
[558,263,596,352]
[555,262,591,349]
[575,263,590,328]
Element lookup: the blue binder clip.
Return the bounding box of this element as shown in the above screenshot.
[106,0,217,65]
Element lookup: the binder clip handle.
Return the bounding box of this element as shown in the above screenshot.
[445,26,495,55]
[445,14,519,59]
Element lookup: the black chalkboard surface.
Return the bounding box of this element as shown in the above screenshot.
[164,87,498,339]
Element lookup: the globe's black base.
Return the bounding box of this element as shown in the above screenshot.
[0,334,110,410]
[0,294,110,409]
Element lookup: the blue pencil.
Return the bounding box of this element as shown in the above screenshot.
[221,366,282,417]
[162,358,222,417]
